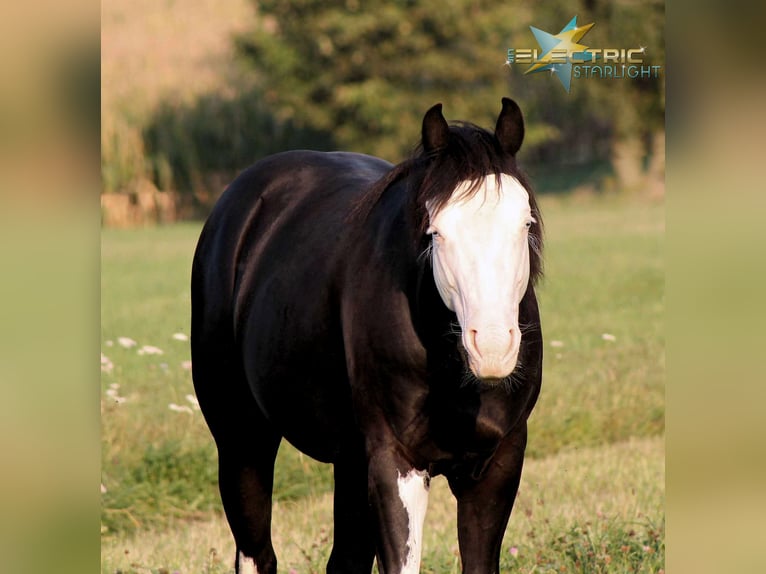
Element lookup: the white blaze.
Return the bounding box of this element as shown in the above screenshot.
[397,468,430,574]
[238,552,259,574]
[427,174,534,380]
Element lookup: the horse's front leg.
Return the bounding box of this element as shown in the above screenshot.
[447,424,528,574]
[367,447,430,574]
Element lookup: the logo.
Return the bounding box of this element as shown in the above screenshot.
[506,16,662,93]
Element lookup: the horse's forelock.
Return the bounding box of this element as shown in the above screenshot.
[350,122,543,285]
[415,124,544,285]
[415,124,513,226]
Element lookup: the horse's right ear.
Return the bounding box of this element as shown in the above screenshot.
[495,97,525,156]
[422,103,450,153]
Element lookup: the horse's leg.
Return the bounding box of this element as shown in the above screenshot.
[367,448,430,574]
[217,421,281,574]
[192,335,281,574]
[327,444,376,574]
[447,424,528,574]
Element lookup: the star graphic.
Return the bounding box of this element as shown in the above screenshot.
[525,16,595,92]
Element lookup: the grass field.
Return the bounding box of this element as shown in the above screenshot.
[101,193,664,572]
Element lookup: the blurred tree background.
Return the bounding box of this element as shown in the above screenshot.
[101,0,664,225]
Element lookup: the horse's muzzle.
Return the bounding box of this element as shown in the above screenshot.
[463,327,520,380]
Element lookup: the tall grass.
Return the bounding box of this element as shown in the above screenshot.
[141,91,335,197]
[101,0,254,195]
[102,0,338,200]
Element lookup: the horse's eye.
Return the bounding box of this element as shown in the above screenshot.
[525,221,532,229]
[427,227,440,238]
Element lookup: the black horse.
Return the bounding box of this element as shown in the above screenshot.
[191,98,544,574]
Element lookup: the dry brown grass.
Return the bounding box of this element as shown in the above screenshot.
[101,0,255,194]
[101,436,664,573]
[102,0,253,115]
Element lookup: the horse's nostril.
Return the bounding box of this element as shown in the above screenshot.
[506,329,517,357]
[469,329,480,357]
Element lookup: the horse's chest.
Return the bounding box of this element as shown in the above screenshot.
[395,396,516,476]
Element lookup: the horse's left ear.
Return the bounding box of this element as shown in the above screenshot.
[495,97,525,156]
[422,103,450,153]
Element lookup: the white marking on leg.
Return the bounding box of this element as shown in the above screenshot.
[397,468,430,574]
[238,551,259,574]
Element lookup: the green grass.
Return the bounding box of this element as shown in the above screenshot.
[530,194,664,456]
[101,193,664,570]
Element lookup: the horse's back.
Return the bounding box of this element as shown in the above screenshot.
[191,150,391,461]
[194,150,390,320]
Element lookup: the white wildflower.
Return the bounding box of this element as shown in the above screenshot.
[117,337,137,348]
[105,340,114,347]
[101,353,114,373]
[138,345,164,355]
[172,332,189,341]
[601,333,616,342]
[105,383,127,404]
[169,403,193,414]
[180,360,192,371]
[550,340,564,348]
[185,394,200,410]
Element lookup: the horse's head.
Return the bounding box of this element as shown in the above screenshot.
[418,99,542,383]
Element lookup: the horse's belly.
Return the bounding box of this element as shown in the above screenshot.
[241,323,354,463]
[254,373,354,463]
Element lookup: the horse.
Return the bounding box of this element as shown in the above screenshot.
[191,97,544,574]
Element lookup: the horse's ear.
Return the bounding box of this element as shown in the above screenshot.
[495,97,525,156]
[422,103,450,153]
